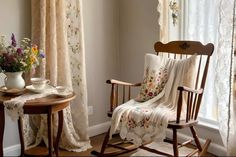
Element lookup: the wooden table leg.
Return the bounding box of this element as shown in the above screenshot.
[54,110,63,157]
[47,108,53,157]
[0,105,5,157]
[18,117,25,157]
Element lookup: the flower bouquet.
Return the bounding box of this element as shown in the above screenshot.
[0,34,44,73]
[0,34,45,89]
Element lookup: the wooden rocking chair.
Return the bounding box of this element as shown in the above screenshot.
[91,41,214,156]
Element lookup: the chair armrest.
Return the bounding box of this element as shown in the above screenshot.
[106,79,141,87]
[176,86,204,123]
[177,86,203,94]
[106,79,141,115]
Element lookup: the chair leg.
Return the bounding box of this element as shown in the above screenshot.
[190,126,202,151]
[91,127,137,156]
[91,127,110,156]
[100,128,111,154]
[199,139,211,156]
[173,128,179,156]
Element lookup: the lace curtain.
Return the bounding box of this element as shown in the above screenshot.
[157,0,236,155]
[216,0,236,155]
[24,0,91,152]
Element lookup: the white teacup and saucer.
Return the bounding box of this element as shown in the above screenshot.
[26,78,50,93]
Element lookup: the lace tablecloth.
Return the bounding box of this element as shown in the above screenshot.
[3,87,72,121]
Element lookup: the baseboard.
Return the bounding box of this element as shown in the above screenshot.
[166,129,226,156]
[88,121,111,137]
[3,144,20,156]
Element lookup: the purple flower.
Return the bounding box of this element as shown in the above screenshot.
[11,33,17,47]
[39,52,45,58]
[16,48,23,55]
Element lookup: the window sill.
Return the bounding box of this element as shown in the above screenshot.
[198,117,219,131]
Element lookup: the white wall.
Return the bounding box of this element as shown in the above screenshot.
[0,0,31,150]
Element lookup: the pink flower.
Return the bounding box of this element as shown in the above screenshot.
[148,92,153,96]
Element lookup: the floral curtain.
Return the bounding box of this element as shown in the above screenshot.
[25,0,91,152]
[157,0,169,43]
[65,0,90,145]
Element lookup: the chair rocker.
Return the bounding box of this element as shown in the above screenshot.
[91,41,214,156]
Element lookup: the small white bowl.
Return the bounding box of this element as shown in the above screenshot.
[56,86,66,93]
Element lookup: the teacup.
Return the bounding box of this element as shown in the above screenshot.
[31,78,50,90]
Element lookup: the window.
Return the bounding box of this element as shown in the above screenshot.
[179,0,219,123]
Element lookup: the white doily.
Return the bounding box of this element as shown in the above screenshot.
[4,88,57,121]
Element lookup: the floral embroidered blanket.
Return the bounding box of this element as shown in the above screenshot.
[109,54,197,146]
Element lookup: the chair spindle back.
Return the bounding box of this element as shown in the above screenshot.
[154,41,214,123]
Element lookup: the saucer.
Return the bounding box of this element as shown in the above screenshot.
[26,85,44,93]
[26,85,54,94]
[0,86,26,96]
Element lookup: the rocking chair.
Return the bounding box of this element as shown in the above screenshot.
[91,41,214,156]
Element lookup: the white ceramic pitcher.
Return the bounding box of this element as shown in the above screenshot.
[4,71,25,89]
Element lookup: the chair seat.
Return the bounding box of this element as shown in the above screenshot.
[168,120,198,129]
[108,111,198,129]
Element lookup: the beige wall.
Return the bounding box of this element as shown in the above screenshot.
[119,0,159,83]
[82,0,120,126]
[0,0,31,149]
[82,0,159,127]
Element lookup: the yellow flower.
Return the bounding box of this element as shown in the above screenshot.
[30,55,36,64]
[31,45,38,55]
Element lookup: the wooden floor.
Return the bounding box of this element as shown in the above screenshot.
[25,133,216,156]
